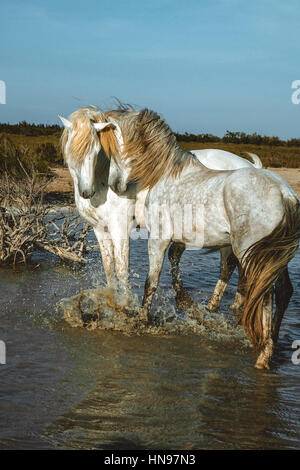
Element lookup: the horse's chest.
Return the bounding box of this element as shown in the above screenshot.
[76,196,106,226]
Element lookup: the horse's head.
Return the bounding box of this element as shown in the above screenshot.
[107,133,131,195]
[59,108,123,199]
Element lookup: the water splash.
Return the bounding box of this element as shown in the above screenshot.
[57,287,250,347]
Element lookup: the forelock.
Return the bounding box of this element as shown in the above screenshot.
[61,107,108,163]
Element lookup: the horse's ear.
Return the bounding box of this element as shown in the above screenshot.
[58,115,72,129]
[94,122,120,158]
[93,122,114,132]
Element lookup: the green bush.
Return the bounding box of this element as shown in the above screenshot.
[0,135,50,175]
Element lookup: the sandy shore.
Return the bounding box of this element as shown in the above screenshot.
[46,167,74,194]
[46,166,300,198]
[267,168,300,196]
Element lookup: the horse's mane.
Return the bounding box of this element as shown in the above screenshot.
[60,104,197,189]
[109,108,198,190]
[60,107,119,165]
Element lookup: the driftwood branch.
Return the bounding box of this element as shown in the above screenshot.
[0,161,95,266]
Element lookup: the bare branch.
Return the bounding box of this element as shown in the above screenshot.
[0,160,95,266]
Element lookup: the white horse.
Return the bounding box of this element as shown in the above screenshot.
[191,149,262,170]
[103,107,300,369]
[136,149,262,312]
[59,108,137,309]
[59,107,262,313]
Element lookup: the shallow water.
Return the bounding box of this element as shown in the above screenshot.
[0,231,300,450]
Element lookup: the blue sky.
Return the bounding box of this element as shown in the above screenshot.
[0,0,299,138]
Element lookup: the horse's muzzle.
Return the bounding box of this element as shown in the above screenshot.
[109,181,128,195]
[81,189,96,199]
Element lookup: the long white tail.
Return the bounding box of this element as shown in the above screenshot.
[240,197,300,349]
[247,153,263,169]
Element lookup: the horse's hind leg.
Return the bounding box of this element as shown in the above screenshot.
[207,246,238,311]
[272,267,293,344]
[230,263,246,312]
[247,269,292,369]
[141,238,170,322]
[168,242,193,310]
[255,290,274,370]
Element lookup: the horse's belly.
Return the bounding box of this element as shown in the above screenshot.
[174,218,230,248]
[166,199,230,248]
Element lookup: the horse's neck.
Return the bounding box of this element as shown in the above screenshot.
[180,149,207,171]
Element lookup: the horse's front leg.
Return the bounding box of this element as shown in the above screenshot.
[141,238,170,323]
[93,227,117,289]
[168,242,193,310]
[207,246,238,312]
[108,212,133,309]
[109,200,136,310]
[112,234,132,306]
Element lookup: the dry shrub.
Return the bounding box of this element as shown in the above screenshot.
[0,160,93,266]
[179,141,300,168]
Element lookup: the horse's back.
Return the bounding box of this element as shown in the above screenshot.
[146,166,298,251]
[225,167,298,204]
[146,168,231,247]
[191,149,253,170]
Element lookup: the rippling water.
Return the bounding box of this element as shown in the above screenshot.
[0,231,299,449]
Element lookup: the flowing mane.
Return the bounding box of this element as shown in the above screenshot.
[109,108,198,190]
[60,107,119,164]
[60,105,198,189]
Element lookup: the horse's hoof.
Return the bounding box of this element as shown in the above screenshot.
[206,294,221,312]
[175,291,192,310]
[230,302,243,312]
[123,307,138,318]
[255,360,270,370]
[206,301,219,312]
[189,303,204,323]
[176,300,192,310]
[138,308,148,325]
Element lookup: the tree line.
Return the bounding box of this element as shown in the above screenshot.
[175,130,300,147]
[1,121,300,146]
[0,121,60,136]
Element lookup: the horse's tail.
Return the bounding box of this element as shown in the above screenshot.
[239,196,300,349]
[247,153,263,169]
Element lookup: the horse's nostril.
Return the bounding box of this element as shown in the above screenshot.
[81,188,96,199]
[82,190,92,199]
